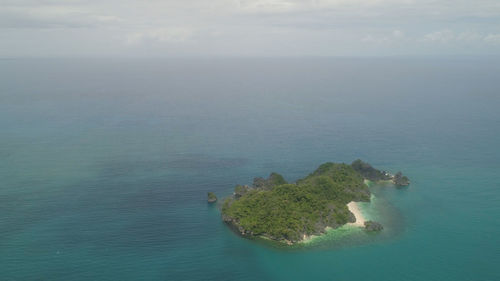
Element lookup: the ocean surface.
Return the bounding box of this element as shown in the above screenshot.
[1,58,499,281]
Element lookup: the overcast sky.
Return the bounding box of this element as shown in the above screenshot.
[1,0,500,57]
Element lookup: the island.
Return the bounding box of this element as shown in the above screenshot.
[393,171,410,186]
[207,192,217,203]
[351,159,410,186]
[219,160,409,244]
[364,221,384,231]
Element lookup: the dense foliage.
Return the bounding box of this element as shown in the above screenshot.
[207,192,217,203]
[393,172,410,186]
[351,159,392,181]
[364,221,384,231]
[252,172,287,190]
[222,163,370,243]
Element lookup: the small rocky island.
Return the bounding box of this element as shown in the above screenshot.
[219,160,409,244]
[207,192,217,203]
[364,221,384,231]
[351,159,410,186]
[393,171,410,186]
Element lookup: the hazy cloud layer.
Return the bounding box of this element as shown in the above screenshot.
[1,0,499,57]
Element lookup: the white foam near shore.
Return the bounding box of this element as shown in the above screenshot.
[346,201,366,227]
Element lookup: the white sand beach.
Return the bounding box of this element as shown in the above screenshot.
[300,201,367,243]
[346,201,366,227]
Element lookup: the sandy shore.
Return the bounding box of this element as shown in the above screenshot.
[300,201,367,244]
[346,201,366,227]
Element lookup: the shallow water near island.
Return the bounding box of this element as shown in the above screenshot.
[1,58,500,280]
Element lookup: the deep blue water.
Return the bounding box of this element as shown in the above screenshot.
[1,58,499,280]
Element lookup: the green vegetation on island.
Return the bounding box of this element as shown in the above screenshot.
[364,221,384,231]
[351,159,392,181]
[252,172,287,190]
[352,159,410,186]
[207,192,217,203]
[219,160,409,244]
[393,171,410,186]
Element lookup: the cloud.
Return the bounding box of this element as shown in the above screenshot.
[1,0,500,56]
[126,28,195,45]
[237,0,299,13]
[422,29,500,45]
[456,31,482,42]
[424,29,455,43]
[235,0,417,14]
[392,29,405,38]
[0,2,122,28]
[361,29,405,44]
[484,33,500,44]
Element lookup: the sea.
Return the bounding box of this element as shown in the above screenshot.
[1,57,499,281]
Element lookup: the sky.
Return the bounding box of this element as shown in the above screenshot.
[1,0,500,57]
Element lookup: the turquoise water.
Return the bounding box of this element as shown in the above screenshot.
[1,58,499,280]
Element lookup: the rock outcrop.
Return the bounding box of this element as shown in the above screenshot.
[393,171,410,186]
[351,159,392,181]
[207,192,217,203]
[252,172,287,190]
[364,221,383,231]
